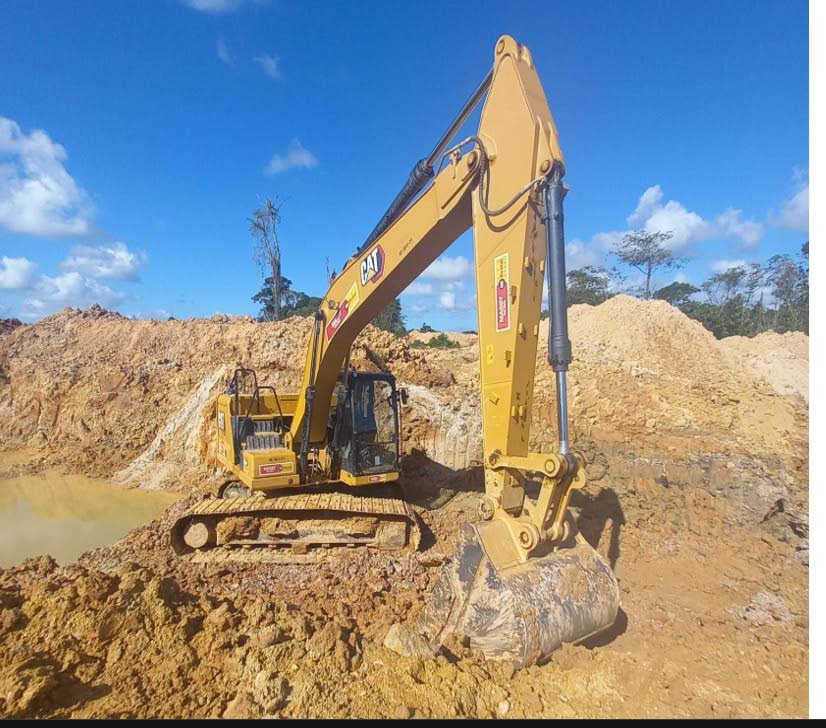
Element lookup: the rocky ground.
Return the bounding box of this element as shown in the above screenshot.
[0,297,809,718]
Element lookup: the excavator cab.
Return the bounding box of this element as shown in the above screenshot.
[332,371,402,485]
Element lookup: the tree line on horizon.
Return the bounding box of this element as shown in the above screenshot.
[249,198,808,341]
[552,231,809,339]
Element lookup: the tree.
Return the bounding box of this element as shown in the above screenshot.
[766,248,808,333]
[372,298,406,337]
[567,266,616,306]
[410,333,459,350]
[252,276,322,322]
[612,230,683,300]
[250,197,285,321]
[653,281,700,309]
[701,266,747,307]
[420,323,435,333]
[649,246,808,339]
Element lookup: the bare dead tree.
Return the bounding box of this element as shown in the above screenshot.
[249,197,285,321]
[324,256,336,287]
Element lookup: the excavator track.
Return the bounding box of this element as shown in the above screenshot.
[171,488,422,564]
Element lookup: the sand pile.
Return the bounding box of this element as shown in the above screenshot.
[405,331,477,347]
[397,296,808,480]
[559,296,806,462]
[721,330,808,403]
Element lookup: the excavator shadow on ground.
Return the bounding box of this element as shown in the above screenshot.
[400,448,485,507]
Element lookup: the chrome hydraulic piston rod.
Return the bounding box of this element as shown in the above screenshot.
[542,177,573,456]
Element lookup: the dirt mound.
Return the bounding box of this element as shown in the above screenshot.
[0,307,438,489]
[398,296,807,490]
[561,296,807,460]
[720,330,808,403]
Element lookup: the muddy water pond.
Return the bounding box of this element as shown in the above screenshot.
[0,468,180,568]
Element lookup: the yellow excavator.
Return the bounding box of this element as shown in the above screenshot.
[171,35,619,666]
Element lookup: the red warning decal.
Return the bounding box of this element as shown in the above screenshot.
[494,253,510,332]
[325,282,360,342]
[259,463,284,476]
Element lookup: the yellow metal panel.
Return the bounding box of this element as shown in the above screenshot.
[473,36,562,462]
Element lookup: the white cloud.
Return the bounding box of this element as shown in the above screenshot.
[774,185,809,232]
[713,209,762,249]
[183,0,245,12]
[60,242,146,281]
[437,290,471,312]
[442,279,466,292]
[216,39,234,66]
[627,184,664,227]
[422,255,472,281]
[625,185,763,251]
[772,169,809,233]
[566,238,605,269]
[643,198,707,249]
[710,259,747,273]
[0,256,38,290]
[264,139,318,176]
[0,116,95,238]
[20,271,125,321]
[591,231,624,251]
[254,54,282,79]
[405,281,433,296]
[438,291,458,310]
[408,302,428,314]
[136,309,171,321]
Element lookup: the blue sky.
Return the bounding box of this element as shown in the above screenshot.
[0,0,808,329]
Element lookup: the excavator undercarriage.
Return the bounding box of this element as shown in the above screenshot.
[171,34,619,667]
[171,489,421,563]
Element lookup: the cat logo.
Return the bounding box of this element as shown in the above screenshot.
[360,245,385,286]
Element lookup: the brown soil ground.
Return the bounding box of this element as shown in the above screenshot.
[0,297,808,718]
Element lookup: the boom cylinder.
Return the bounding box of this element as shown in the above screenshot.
[542,178,573,455]
[358,70,494,255]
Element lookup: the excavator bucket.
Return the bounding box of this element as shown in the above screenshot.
[394,522,619,667]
